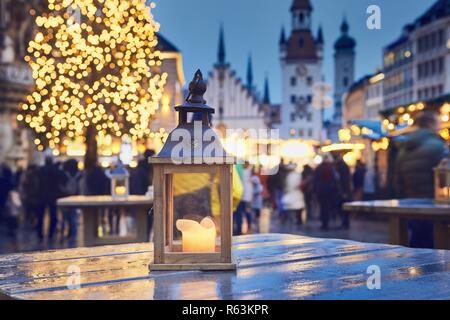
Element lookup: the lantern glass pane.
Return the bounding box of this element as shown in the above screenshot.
[113,177,127,197]
[167,170,222,253]
[435,168,450,203]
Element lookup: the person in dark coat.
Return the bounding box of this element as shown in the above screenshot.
[336,155,352,229]
[352,160,366,201]
[394,111,448,248]
[0,164,13,232]
[84,164,110,196]
[0,164,17,236]
[61,159,81,239]
[268,160,288,212]
[36,157,67,239]
[19,164,42,229]
[300,165,314,220]
[0,164,14,224]
[130,159,151,195]
[143,149,155,185]
[314,154,339,230]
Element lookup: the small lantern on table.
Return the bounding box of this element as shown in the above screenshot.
[149,70,236,271]
[434,158,450,204]
[109,161,130,200]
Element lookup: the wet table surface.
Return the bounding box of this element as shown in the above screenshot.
[1,234,450,300]
[344,199,450,249]
[57,195,153,207]
[57,195,153,247]
[344,198,450,217]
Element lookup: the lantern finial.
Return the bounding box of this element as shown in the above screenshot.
[186,69,207,104]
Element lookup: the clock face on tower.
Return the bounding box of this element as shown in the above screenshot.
[296,64,308,77]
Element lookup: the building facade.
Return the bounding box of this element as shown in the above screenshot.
[383,0,450,111]
[205,28,267,133]
[343,77,368,126]
[326,17,356,142]
[411,0,450,101]
[382,27,414,111]
[278,0,323,140]
[0,1,185,165]
[333,17,356,124]
[0,0,42,166]
[343,73,384,125]
[365,73,385,120]
[151,34,186,134]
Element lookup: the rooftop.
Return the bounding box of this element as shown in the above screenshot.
[156,33,180,53]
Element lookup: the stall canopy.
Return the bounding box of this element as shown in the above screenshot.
[350,120,385,140]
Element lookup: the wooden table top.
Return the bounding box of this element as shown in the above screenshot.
[57,195,153,207]
[1,234,450,300]
[344,198,450,218]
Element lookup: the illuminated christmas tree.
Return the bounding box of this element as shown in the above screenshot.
[19,0,167,166]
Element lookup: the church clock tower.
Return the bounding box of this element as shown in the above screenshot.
[279,0,323,140]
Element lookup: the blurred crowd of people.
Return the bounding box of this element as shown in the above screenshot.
[0,150,369,242]
[0,149,155,242]
[232,111,448,249]
[1,111,447,250]
[233,154,369,235]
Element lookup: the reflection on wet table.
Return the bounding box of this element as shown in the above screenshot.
[1,234,450,300]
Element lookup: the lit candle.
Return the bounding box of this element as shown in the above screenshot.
[115,185,126,196]
[176,217,216,253]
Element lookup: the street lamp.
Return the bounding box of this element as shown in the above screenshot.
[149,70,236,271]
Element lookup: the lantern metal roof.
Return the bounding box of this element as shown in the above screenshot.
[151,70,235,164]
[109,161,129,177]
[435,158,450,171]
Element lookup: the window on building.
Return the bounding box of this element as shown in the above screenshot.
[343,77,349,87]
[424,62,429,77]
[299,13,304,24]
[306,76,313,86]
[438,57,444,74]
[298,37,304,47]
[308,128,313,137]
[307,113,312,122]
[299,129,304,137]
[307,95,312,103]
[290,113,296,122]
[290,77,297,86]
[438,29,444,46]
[290,128,296,137]
[431,32,437,48]
[423,36,429,51]
[290,95,296,104]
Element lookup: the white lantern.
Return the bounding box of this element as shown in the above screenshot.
[109,161,130,200]
[434,158,450,204]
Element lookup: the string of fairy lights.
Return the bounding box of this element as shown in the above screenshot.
[18,0,168,152]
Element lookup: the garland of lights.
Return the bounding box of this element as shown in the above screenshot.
[19,0,167,152]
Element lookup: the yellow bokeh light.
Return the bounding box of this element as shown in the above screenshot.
[19,0,167,152]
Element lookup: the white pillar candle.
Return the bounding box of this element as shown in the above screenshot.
[176,217,216,253]
[115,186,126,196]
